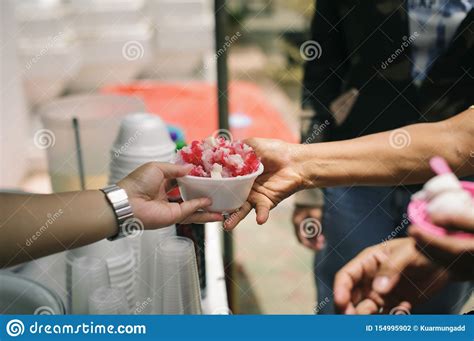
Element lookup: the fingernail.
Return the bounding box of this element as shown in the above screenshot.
[373,276,390,292]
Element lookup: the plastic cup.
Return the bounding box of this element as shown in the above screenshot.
[177,163,264,213]
[135,226,176,314]
[408,181,474,238]
[66,254,110,314]
[153,237,202,315]
[39,94,145,192]
[88,287,129,314]
[111,112,175,158]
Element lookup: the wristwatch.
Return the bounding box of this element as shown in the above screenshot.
[101,184,134,241]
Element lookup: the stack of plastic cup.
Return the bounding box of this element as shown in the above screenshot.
[107,113,178,312]
[152,237,202,315]
[135,226,176,314]
[108,112,177,184]
[69,239,136,308]
[88,287,130,315]
[66,254,110,314]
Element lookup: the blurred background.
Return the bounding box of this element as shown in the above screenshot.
[1,0,317,314]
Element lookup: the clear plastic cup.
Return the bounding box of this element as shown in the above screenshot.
[135,226,176,314]
[66,254,110,314]
[153,236,202,315]
[39,94,145,192]
[88,287,130,315]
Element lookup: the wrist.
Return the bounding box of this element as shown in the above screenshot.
[293,143,320,190]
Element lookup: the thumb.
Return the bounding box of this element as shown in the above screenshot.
[178,197,213,218]
[158,163,194,179]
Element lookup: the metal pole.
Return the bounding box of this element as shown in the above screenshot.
[214,0,235,311]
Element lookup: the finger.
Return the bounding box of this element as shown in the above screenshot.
[223,201,252,230]
[430,211,474,233]
[409,225,472,257]
[354,298,379,315]
[334,263,362,312]
[178,197,212,219]
[181,212,223,224]
[156,163,193,179]
[372,247,410,295]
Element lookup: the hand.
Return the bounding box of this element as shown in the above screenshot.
[292,205,325,250]
[224,138,307,229]
[118,162,222,229]
[334,238,450,314]
[409,212,474,281]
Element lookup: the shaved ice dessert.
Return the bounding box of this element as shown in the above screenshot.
[176,137,260,178]
[413,173,474,219]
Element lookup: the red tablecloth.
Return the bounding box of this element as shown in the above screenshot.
[102,81,297,143]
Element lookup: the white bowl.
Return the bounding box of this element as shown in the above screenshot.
[177,163,264,213]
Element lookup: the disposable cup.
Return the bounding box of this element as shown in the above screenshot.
[66,254,110,314]
[135,226,176,314]
[88,287,129,314]
[112,113,175,158]
[153,237,202,314]
[177,163,264,213]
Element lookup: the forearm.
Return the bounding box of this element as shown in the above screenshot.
[0,190,117,267]
[298,108,474,187]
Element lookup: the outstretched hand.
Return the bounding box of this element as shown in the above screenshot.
[224,138,307,229]
[119,162,222,229]
[333,238,450,314]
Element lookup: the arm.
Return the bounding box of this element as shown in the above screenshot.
[224,107,474,229]
[0,162,222,267]
[0,191,117,266]
[300,107,474,187]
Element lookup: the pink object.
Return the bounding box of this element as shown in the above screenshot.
[176,137,260,178]
[408,181,474,239]
[429,156,453,175]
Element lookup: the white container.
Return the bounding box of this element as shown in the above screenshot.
[149,0,212,25]
[19,36,82,107]
[68,24,153,92]
[0,272,65,315]
[70,0,148,35]
[15,0,71,40]
[177,163,264,213]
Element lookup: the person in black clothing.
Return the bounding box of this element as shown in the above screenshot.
[294,0,474,315]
